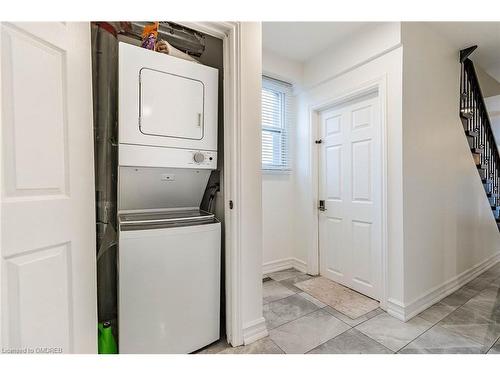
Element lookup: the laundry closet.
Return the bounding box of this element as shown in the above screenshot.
[91,21,225,354]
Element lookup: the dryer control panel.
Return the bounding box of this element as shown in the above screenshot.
[190,150,216,167]
[119,143,217,169]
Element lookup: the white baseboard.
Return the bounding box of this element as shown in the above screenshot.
[386,252,500,322]
[262,257,307,275]
[242,317,268,345]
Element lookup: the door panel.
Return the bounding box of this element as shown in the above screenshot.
[326,145,342,199]
[325,218,345,277]
[5,244,71,351]
[1,22,97,353]
[351,220,372,286]
[319,92,381,300]
[351,140,372,201]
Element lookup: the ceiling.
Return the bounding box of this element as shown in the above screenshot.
[263,22,500,83]
[262,22,375,62]
[429,22,500,81]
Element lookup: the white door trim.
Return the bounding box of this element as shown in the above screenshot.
[179,22,244,346]
[308,76,389,309]
[0,21,3,349]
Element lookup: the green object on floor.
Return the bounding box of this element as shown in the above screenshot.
[98,321,117,354]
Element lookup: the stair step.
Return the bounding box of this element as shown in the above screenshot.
[483,179,493,193]
[487,193,498,198]
[478,168,487,179]
[471,147,484,154]
[461,110,474,119]
[473,153,481,165]
[465,130,479,137]
[467,137,475,148]
[482,179,493,184]
[461,117,469,130]
[477,164,488,169]
[489,196,497,207]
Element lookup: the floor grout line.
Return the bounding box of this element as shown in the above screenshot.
[265,303,323,332]
[265,336,286,354]
[352,328,396,353]
[261,268,500,354]
[395,283,500,353]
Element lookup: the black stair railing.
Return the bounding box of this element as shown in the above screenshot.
[460,46,500,229]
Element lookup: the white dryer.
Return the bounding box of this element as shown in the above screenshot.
[118,42,218,169]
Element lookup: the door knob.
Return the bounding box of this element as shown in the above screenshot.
[318,200,326,211]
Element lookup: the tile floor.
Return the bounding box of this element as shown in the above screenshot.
[198,264,500,354]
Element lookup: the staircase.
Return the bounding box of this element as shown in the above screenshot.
[460,46,500,231]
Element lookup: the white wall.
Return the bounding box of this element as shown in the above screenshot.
[262,49,303,89]
[400,23,500,316]
[303,22,401,88]
[475,65,500,98]
[261,50,304,273]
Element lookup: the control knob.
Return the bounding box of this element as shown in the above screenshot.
[193,152,205,163]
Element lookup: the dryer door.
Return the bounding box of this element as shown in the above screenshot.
[140,68,204,140]
[119,42,218,152]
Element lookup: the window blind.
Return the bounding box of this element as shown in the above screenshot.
[262,76,292,171]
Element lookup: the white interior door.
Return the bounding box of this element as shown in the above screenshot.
[318,92,382,300]
[1,22,97,353]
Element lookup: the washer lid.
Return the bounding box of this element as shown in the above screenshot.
[119,209,216,231]
[139,68,204,140]
[120,209,214,223]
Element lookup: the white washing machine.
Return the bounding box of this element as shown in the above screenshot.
[117,43,221,353]
[118,209,221,354]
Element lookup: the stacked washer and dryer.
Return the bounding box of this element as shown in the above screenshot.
[117,42,221,353]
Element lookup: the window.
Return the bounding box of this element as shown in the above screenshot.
[262,76,292,171]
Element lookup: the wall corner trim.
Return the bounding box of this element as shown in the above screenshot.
[386,298,406,321]
[242,317,268,345]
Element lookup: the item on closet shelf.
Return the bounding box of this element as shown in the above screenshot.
[155,39,199,63]
[141,22,159,50]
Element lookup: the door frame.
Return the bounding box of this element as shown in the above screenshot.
[179,22,245,346]
[308,77,389,309]
[0,22,3,349]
